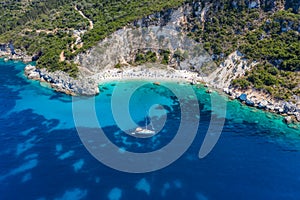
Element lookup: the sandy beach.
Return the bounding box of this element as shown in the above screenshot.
[90,65,203,85]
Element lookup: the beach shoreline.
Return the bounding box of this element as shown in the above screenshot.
[24,64,202,95]
[23,63,300,124]
[90,66,201,84]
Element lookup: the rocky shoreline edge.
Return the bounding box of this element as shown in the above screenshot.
[222,88,300,124]
[2,43,299,125]
[24,65,99,96]
[0,46,34,63]
[23,63,300,124]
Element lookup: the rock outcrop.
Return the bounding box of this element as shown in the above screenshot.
[0,43,33,63]
[203,51,256,89]
[223,87,300,123]
[25,65,99,96]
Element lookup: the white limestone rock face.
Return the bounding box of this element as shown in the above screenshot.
[203,51,257,89]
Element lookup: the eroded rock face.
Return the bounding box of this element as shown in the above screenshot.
[203,51,256,89]
[74,5,215,77]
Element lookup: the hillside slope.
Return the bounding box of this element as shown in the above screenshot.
[0,0,185,76]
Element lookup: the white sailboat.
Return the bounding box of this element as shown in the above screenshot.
[131,116,155,136]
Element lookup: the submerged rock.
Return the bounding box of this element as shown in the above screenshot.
[245,99,255,106]
[257,101,267,109]
[239,94,247,101]
[206,89,212,94]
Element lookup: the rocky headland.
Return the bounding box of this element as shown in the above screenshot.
[24,65,99,96]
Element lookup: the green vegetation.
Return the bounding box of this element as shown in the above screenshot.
[114,63,122,69]
[135,50,157,64]
[173,49,188,61]
[188,4,299,68]
[232,64,300,100]
[160,49,171,65]
[186,2,299,101]
[240,10,300,71]
[230,10,299,100]
[188,7,265,64]
[0,0,184,76]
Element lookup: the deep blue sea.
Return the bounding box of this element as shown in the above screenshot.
[1,59,300,200]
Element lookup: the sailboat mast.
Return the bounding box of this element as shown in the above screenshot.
[145,116,147,130]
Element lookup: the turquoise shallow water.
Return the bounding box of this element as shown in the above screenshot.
[0,59,300,199]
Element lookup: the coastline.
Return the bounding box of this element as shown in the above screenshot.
[1,1,299,126]
[1,44,299,124]
[1,50,298,124]
[22,62,300,124]
[24,64,200,96]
